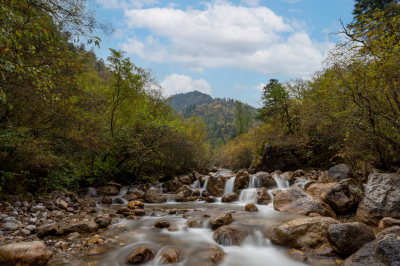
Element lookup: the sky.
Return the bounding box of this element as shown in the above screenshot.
[90,0,355,107]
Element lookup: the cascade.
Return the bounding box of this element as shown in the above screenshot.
[272,174,290,189]
[224,176,236,195]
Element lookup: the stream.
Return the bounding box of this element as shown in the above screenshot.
[86,171,336,266]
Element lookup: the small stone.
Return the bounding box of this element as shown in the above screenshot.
[245,202,258,212]
[2,222,19,231]
[67,232,80,240]
[288,248,307,262]
[88,235,100,244]
[209,213,233,230]
[154,220,170,229]
[4,217,17,223]
[159,248,181,264]
[127,246,155,264]
[168,225,179,232]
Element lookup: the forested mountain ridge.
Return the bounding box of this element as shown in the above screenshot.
[168,91,257,146]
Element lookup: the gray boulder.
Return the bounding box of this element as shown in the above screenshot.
[323,178,363,214]
[327,164,351,182]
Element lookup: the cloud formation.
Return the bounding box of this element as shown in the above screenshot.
[120,1,331,77]
[96,0,157,9]
[160,74,212,96]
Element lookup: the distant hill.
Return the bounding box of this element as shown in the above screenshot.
[168,91,213,112]
[168,91,257,146]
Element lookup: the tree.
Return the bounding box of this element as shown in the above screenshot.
[234,101,253,135]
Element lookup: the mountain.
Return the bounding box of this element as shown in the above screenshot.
[168,91,213,112]
[168,91,257,146]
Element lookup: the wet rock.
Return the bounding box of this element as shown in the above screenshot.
[102,196,112,204]
[288,248,307,262]
[271,189,281,197]
[270,217,338,249]
[327,164,351,182]
[209,213,233,230]
[245,202,258,212]
[207,175,228,197]
[95,216,111,228]
[204,196,216,203]
[97,185,120,196]
[144,189,167,203]
[273,188,336,218]
[327,222,375,256]
[127,246,155,264]
[168,225,179,232]
[221,192,238,203]
[256,187,271,205]
[192,189,201,197]
[0,241,52,266]
[376,226,400,239]
[313,243,336,257]
[213,225,251,246]
[159,247,181,264]
[127,200,144,209]
[175,191,186,202]
[323,178,362,214]
[356,173,400,225]
[59,221,98,235]
[133,209,145,216]
[378,217,400,230]
[37,223,59,237]
[179,175,193,185]
[2,222,18,231]
[254,172,277,188]
[234,171,249,191]
[154,220,170,229]
[186,196,199,202]
[112,198,125,204]
[199,245,226,264]
[124,189,145,201]
[187,219,202,228]
[162,177,181,193]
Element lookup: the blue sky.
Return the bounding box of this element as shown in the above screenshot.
[90,0,355,107]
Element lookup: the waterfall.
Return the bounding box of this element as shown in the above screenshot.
[224,176,236,195]
[249,175,260,188]
[238,188,258,203]
[202,176,209,191]
[272,174,290,189]
[192,180,201,189]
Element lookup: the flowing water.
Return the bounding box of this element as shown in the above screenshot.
[88,171,335,266]
[223,176,236,195]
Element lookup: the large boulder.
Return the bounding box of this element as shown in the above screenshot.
[209,213,233,230]
[213,225,251,246]
[59,221,98,235]
[375,234,400,266]
[96,185,120,196]
[323,178,363,214]
[124,189,145,201]
[144,188,167,203]
[253,172,277,188]
[207,175,229,197]
[273,188,336,218]
[355,173,400,225]
[198,245,226,264]
[327,164,351,182]
[234,171,249,191]
[327,222,375,256]
[162,177,181,193]
[270,217,338,249]
[221,192,238,203]
[344,240,383,266]
[179,175,193,185]
[305,182,336,201]
[0,241,52,266]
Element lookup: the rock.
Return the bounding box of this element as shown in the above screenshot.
[271,189,281,197]
[144,189,167,203]
[175,191,186,202]
[245,202,258,212]
[37,223,59,237]
[234,171,249,191]
[58,199,68,209]
[67,232,80,240]
[356,173,400,225]
[378,217,400,230]
[102,196,112,204]
[179,175,193,185]
[375,234,400,266]
[30,205,46,212]
[2,222,18,231]
[327,164,351,182]
[204,196,216,203]
[377,226,400,238]
[88,235,101,244]
[95,216,111,228]
[221,192,238,203]
[256,187,271,205]
[273,188,336,218]
[3,217,17,223]
[44,201,55,211]
[0,241,52,266]
[254,172,277,188]
[124,189,145,201]
[270,217,338,249]
[313,243,335,257]
[159,247,181,264]
[25,225,36,232]
[59,221,98,235]
[192,189,201,197]
[288,249,307,262]
[207,175,229,197]
[162,177,180,193]
[327,222,375,256]
[323,178,362,214]
[113,198,125,204]
[97,185,120,196]
[168,225,179,232]
[187,219,202,228]
[209,213,233,230]
[133,209,145,216]
[343,240,383,266]
[306,182,336,201]
[213,225,251,246]
[127,246,155,264]
[186,196,199,201]
[127,200,144,209]
[199,245,226,264]
[154,220,170,229]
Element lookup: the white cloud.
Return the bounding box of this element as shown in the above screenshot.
[241,0,260,7]
[96,0,157,9]
[254,83,266,91]
[121,1,332,77]
[160,74,211,96]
